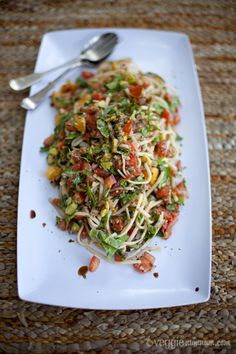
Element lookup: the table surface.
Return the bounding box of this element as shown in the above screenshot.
[0,0,235,353]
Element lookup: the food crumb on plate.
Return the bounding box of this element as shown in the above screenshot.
[153,272,159,278]
[30,210,36,219]
[42,222,46,227]
[78,266,88,279]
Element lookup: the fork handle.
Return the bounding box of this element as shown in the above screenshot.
[21,62,82,110]
[9,58,79,91]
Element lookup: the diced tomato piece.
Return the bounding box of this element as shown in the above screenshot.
[71,150,83,163]
[129,153,138,168]
[92,92,104,100]
[65,177,73,187]
[162,109,171,125]
[88,256,100,272]
[176,160,182,170]
[51,198,60,207]
[128,84,143,98]
[43,135,54,147]
[104,175,116,189]
[155,186,170,199]
[93,167,109,178]
[73,192,86,204]
[126,141,137,152]
[128,227,134,236]
[162,213,179,239]
[175,182,188,199]
[123,120,133,135]
[164,92,172,103]
[81,71,95,79]
[173,114,181,125]
[65,118,76,132]
[156,206,174,221]
[114,253,124,262]
[56,141,66,150]
[80,227,88,239]
[124,168,141,180]
[133,257,153,273]
[58,130,65,140]
[85,112,97,130]
[142,252,155,264]
[57,218,68,231]
[111,216,124,232]
[83,162,92,172]
[154,141,168,157]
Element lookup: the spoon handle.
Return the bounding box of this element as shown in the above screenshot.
[9,58,79,91]
[21,62,82,110]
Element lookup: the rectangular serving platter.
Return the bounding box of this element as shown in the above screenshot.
[17,28,211,309]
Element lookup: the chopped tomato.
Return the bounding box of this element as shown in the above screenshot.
[65,177,73,187]
[156,206,174,221]
[128,227,134,236]
[162,213,179,239]
[57,218,68,231]
[162,109,171,125]
[133,252,155,273]
[88,256,100,272]
[43,135,54,147]
[71,151,83,164]
[154,140,168,157]
[81,71,95,79]
[92,92,104,101]
[142,252,155,264]
[173,114,181,125]
[123,120,133,135]
[51,198,60,207]
[156,206,179,239]
[80,227,88,239]
[85,111,97,130]
[104,175,116,189]
[176,160,182,170]
[124,168,141,180]
[128,84,143,98]
[155,186,170,199]
[129,153,138,168]
[164,92,172,103]
[175,182,188,199]
[94,167,109,178]
[65,119,77,132]
[125,141,137,152]
[111,216,124,232]
[73,192,86,204]
[83,162,92,172]
[114,253,124,262]
[56,141,66,150]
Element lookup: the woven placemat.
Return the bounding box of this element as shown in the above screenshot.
[0,0,235,353]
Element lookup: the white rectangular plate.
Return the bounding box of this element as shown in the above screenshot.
[17,28,211,309]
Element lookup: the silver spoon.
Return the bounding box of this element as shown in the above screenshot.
[9,33,118,91]
[18,32,118,110]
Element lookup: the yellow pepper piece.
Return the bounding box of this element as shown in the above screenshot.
[74,115,86,134]
[78,94,90,106]
[150,167,159,186]
[46,166,61,181]
[55,113,62,126]
[111,62,117,70]
[142,156,152,166]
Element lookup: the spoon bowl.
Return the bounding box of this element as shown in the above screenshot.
[9,32,118,92]
[19,32,118,110]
